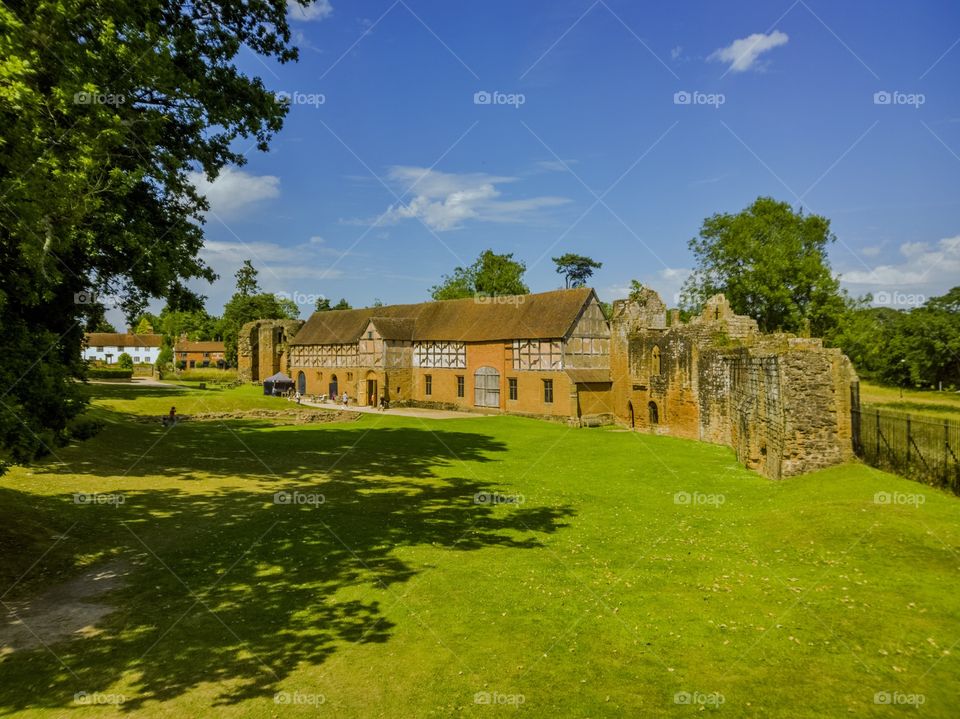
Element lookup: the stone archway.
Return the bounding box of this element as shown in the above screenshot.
[648,401,659,425]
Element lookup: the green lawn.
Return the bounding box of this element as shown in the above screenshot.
[860,380,960,421]
[1,384,958,717]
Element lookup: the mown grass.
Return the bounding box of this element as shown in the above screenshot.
[0,384,958,717]
[861,380,960,421]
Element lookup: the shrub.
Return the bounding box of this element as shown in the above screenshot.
[117,352,134,369]
[87,367,133,379]
[67,415,105,440]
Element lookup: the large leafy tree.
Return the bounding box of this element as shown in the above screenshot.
[221,262,298,365]
[315,297,352,312]
[0,0,306,468]
[430,249,529,300]
[553,253,602,288]
[680,197,848,336]
[830,288,960,389]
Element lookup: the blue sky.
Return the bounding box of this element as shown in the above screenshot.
[152,0,960,323]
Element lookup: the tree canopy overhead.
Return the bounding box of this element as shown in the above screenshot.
[0,0,302,468]
[430,250,529,300]
[680,197,848,336]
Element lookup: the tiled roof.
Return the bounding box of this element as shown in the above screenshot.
[85,333,163,348]
[291,288,596,345]
[174,341,225,353]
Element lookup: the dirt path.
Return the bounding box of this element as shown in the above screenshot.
[0,558,131,657]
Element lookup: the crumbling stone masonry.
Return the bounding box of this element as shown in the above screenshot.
[611,290,859,479]
[237,319,304,382]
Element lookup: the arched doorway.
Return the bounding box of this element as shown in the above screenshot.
[297,371,306,395]
[329,373,338,399]
[648,401,659,425]
[474,366,500,408]
[365,371,378,407]
[627,401,635,428]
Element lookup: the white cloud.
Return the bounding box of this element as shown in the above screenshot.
[709,30,789,73]
[287,0,333,22]
[841,234,960,292]
[670,45,683,60]
[189,167,280,219]
[368,166,570,231]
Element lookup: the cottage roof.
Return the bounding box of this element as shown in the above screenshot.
[174,340,225,353]
[85,333,163,348]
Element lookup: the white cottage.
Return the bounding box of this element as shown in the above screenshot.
[83,333,163,365]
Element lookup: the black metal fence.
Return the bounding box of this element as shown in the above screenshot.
[852,406,960,494]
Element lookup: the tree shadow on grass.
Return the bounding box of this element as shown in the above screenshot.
[0,418,575,713]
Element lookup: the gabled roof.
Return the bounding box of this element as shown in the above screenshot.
[85,333,163,348]
[174,340,225,353]
[369,317,416,341]
[291,288,597,345]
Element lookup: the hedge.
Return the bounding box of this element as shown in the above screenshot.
[86,367,133,379]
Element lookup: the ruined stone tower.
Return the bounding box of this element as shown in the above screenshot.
[610,290,859,479]
[237,319,304,382]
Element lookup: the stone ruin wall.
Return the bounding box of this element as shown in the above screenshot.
[237,319,305,382]
[613,292,859,479]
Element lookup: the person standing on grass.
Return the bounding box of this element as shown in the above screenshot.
[168,406,176,426]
